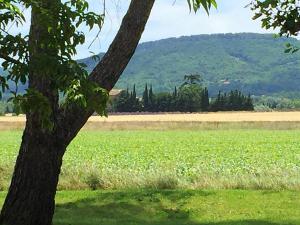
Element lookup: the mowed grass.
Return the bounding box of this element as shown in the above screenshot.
[1,190,300,225]
[0,130,300,190]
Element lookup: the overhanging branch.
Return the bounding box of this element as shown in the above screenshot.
[0,52,21,65]
[57,0,155,146]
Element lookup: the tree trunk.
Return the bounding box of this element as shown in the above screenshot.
[0,122,65,225]
[1,0,64,223]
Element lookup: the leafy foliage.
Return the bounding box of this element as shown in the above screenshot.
[114,87,141,113]
[250,0,300,55]
[182,74,203,86]
[0,0,107,127]
[13,89,54,128]
[112,82,253,113]
[176,84,203,112]
[210,90,254,111]
[250,0,300,37]
[63,80,109,116]
[253,95,300,110]
[187,0,217,13]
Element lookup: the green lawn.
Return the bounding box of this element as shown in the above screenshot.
[0,130,300,190]
[1,190,299,225]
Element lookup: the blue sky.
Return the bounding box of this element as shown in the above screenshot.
[14,0,273,59]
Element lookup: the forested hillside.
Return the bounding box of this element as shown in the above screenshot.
[2,33,300,97]
[80,33,300,97]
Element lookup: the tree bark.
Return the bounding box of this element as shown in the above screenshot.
[0,0,155,224]
[0,0,64,224]
[0,125,64,225]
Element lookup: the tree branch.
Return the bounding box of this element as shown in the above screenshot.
[0,52,21,65]
[57,0,155,146]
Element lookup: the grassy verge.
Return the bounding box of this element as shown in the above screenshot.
[1,130,300,190]
[4,121,300,131]
[1,190,299,225]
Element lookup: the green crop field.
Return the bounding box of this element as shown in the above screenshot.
[0,130,300,190]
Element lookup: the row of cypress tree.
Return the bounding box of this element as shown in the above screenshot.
[112,84,253,113]
[210,90,254,111]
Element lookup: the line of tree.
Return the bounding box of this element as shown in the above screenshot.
[210,90,254,111]
[112,75,254,112]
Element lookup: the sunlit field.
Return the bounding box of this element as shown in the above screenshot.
[1,129,299,190]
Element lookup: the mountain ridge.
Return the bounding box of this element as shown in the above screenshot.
[2,33,300,98]
[81,33,300,97]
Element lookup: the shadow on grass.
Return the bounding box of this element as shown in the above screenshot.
[53,190,294,225]
[198,222,291,225]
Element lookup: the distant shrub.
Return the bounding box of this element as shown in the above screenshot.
[0,101,15,115]
[84,172,105,190]
[253,96,300,110]
[147,175,179,190]
[254,104,273,112]
[157,176,178,189]
[0,103,5,116]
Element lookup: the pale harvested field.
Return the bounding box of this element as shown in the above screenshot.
[1,111,300,130]
[90,111,300,122]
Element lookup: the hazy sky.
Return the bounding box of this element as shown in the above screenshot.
[13,0,273,59]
